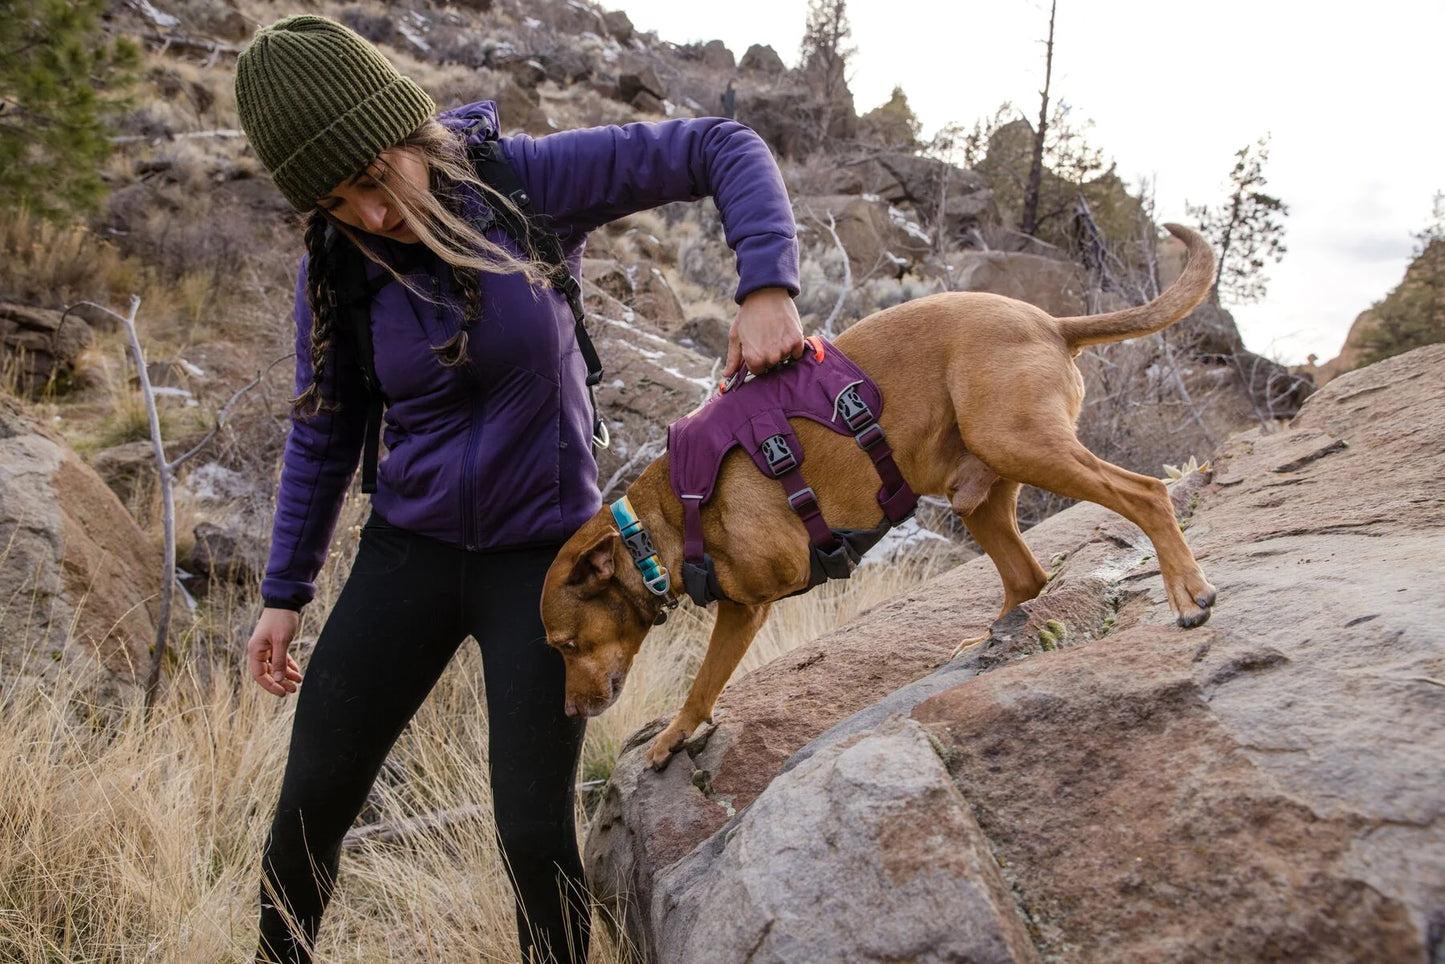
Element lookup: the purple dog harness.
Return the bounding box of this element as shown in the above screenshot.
[666,336,918,605]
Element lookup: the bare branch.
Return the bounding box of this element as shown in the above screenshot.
[168,353,293,469]
[817,210,853,337]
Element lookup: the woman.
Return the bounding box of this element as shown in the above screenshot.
[234,15,804,964]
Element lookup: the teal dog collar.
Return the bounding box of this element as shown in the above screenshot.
[610,496,678,622]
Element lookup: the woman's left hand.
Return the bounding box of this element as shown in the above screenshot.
[725,287,806,378]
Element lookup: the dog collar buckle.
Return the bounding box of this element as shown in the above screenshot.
[610,497,678,614]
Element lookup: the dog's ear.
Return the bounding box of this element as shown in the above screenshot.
[567,529,618,596]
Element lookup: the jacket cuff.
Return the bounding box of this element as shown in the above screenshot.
[734,231,801,304]
[261,576,313,612]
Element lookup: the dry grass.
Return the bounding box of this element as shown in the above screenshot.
[0,477,952,961]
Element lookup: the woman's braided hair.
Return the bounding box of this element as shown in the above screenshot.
[291,119,545,418]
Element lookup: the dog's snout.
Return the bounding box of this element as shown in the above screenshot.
[564,698,580,718]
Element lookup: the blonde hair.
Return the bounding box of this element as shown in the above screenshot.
[294,119,553,416]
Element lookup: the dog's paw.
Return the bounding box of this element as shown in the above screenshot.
[645,722,690,771]
[1176,602,1214,629]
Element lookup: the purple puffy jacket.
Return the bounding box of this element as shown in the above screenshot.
[260,102,801,610]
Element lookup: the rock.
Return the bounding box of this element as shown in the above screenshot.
[739,44,785,75]
[0,303,92,397]
[539,46,594,86]
[937,250,1091,318]
[601,9,634,44]
[88,430,216,515]
[582,258,687,337]
[489,80,543,135]
[0,395,159,693]
[629,90,666,116]
[185,520,266,592]
[797,194,934,278]
[653,716,1041,964]
[586,303,717,500]
[585,344,1445,961]
[856,152,996,241]
[618,66,665,104]
[699,40,734,72]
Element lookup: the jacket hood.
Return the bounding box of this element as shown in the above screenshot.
[436,100,501,148]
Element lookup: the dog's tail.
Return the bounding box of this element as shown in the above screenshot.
[1056,223,1216,351]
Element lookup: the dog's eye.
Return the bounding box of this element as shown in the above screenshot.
[557,639,578,653]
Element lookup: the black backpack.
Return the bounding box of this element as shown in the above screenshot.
[324,138,605,493]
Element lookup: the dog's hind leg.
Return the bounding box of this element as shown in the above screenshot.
[948,469,1050,658]
[986,431,1216,628]
[646,600,771,770]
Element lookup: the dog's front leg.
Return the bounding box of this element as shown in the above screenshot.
[646,600,772,770]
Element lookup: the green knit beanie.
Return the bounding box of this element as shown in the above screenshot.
[235,15,436,212]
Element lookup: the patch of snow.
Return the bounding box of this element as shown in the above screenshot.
[398,21,431,52]
[664,367,716,392]
[134,0,178,28]
[178,358,206,378]
[151,386,193,400]
[888,206,932,244]
[524,16,542,28]
[602,316,672,347]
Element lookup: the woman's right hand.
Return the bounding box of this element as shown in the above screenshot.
[247,607,304,697]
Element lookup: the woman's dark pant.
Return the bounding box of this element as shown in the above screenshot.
[257,520,589,963]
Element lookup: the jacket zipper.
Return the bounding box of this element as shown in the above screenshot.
[444,270,484,551]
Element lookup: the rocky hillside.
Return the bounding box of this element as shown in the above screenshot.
[586,344,1445,963]
[0,0,1310,684]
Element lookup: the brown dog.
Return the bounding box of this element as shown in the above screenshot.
[542,223,1217,769]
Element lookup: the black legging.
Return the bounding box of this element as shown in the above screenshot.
[257,518,589,963]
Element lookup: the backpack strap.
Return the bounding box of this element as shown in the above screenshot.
[330,133,611,494]
[325,226,393,494]
[466,138,608,447]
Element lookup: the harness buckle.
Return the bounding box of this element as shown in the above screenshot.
[761,434,798,475]
[855,423,885,451]
[787,486,820,516]
[837,386,874,432]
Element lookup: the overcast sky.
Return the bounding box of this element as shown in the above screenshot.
[612,0,1443,365]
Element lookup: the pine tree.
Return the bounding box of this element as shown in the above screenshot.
[798,0,854,104]
[1186,136,1289,305]
[0,0,139,221]
[858,85,921,152]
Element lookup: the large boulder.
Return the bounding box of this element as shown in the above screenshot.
[0,395,159,692]
[738,44,785,75]
[0,303,92,397]
[937,250,1091,317]
[796,195,934,279]
[582,258,687,337]
[586,344,1445,961]
[856,152,996,242]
